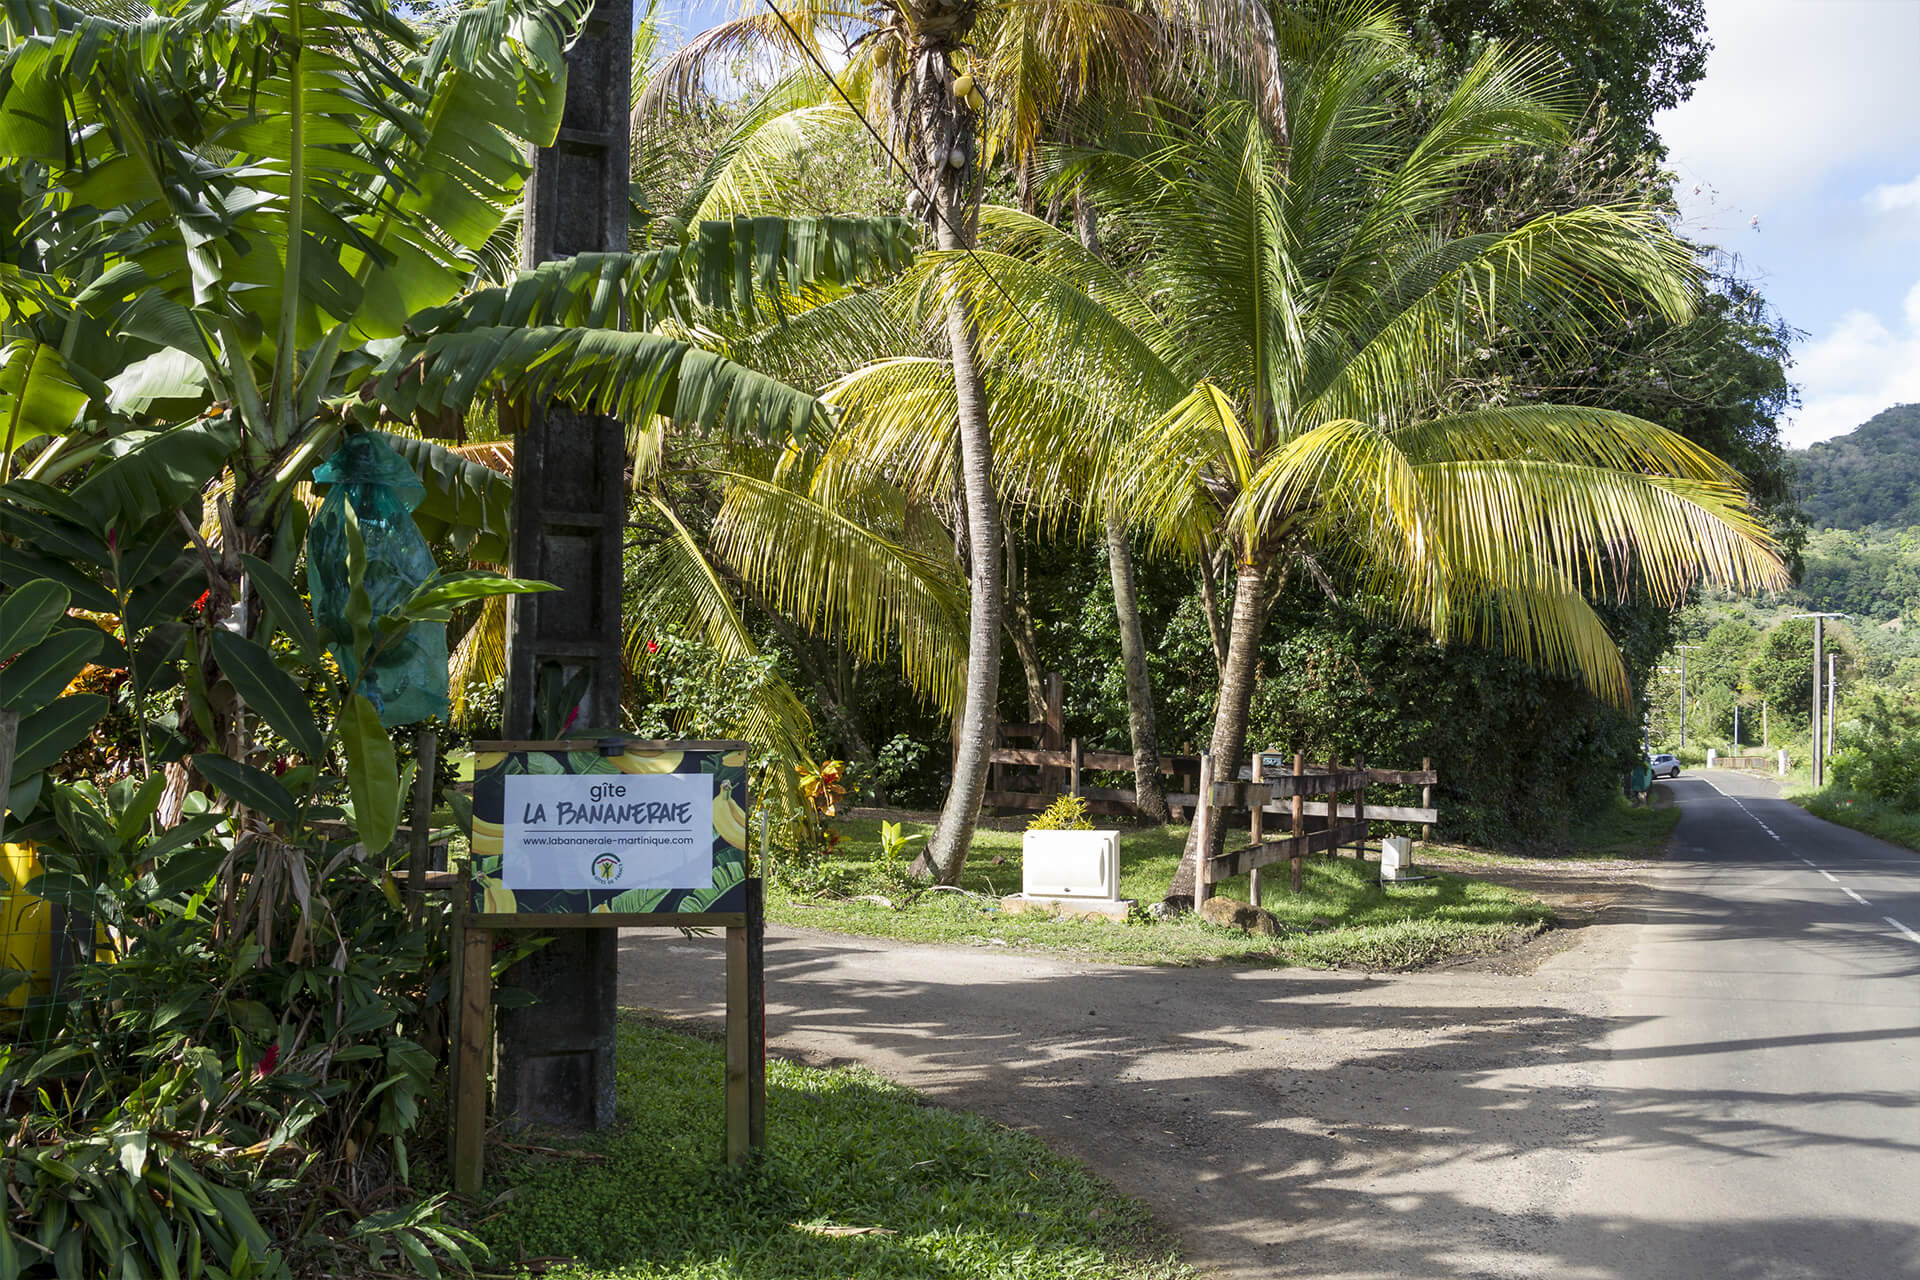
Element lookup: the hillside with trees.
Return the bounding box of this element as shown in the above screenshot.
[1792,403,1920,529]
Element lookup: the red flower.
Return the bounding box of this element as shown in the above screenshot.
[646,639,659,654]
[256,1044,280,1077]
[190,590,211,615]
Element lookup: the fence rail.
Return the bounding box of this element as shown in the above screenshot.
[1195,751,1390,901]
[986,742,1438,826]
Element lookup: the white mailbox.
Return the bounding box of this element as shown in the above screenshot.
[1380,835,1415,882]
[1022,830,1122,900]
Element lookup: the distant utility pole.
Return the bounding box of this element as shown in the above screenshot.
[1762,699,1769,749]
[1827,652,1838,761]
[1791,613,1846,787]
[1676,645,1703,749]
[1733,703,1741,751]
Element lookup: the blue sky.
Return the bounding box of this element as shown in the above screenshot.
[1655,0,1920,447]
[657,0,1918,447]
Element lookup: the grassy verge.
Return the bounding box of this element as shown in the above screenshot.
[1418,794,1681,866]
[463,1014,1189,1279]
[1787,786,1920,853]
[769,819,1550,969]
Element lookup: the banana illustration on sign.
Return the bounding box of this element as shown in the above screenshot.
[713,788,749,849]
[615,751,684,775]
[477,876,517,915]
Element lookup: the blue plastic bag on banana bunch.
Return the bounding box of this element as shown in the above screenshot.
[305,433,449,727]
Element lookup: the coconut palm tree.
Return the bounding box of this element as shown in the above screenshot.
[834,14,1788,899]
[644,0,1281,881]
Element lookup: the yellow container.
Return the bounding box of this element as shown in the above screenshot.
[0,843,54,1009]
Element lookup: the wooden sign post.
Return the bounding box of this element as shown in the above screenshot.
[451,738,766,1193]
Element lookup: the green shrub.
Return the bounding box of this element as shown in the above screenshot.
[1829,691,1920,808]
[1028,794,1095,831]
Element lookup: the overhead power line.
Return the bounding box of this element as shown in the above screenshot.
[752,0,1041,327]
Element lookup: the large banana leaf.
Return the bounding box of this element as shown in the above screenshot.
[0,0,592,448]
[413,217,916,334]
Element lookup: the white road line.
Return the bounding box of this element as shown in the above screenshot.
[1820,870,1839,883]
[1799,857,1817,867]
[1842,886,1870,906]
[1886,918,1920,945]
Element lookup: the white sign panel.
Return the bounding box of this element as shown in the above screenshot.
[502,773,714,891]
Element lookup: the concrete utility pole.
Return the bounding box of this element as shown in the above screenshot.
[1792,613,1845,788]
[1676,645,1702,749]
[496,0,633,1130]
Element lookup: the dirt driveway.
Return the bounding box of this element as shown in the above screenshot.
[618,887,1649,1278]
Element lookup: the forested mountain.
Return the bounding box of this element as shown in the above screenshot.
[1793,404,1920,529]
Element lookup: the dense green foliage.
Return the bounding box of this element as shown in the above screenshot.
[473,1015,1189,1279]
[1409,0,1708,156]
[1796,526,1920,623]
[1792,403,1920,530]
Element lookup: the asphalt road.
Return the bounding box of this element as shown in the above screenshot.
[617,774,1920,1279]
[1535,770,1920,1279]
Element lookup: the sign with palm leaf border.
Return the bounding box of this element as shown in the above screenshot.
[453,738,763,1194]
[466,739,749,921]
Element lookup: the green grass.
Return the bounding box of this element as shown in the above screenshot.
[463,1015,1189,1279]
[769,819,1551,969]
[1788,786,1920,853]
[1420,795,1682,866]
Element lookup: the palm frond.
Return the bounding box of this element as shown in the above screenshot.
[364,324,825,443]
[637,3,865,119]
[630,493,816,803]
[711,472,968,713]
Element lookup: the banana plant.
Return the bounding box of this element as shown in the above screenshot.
[0,0,911,579]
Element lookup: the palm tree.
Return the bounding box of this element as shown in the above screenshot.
[646,0,1280,878]
[837,16,1788,900]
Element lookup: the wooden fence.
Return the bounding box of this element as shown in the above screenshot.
[986,740,1437,832]
[1195,752,1425,901]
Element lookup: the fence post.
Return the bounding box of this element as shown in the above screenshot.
[1291,752,1305,893]
[1044,672,1065,793]
[1248,751,1265,906]
[1070,737,1083,798]
[1326,755,1338,860]
[1354,754,1367,860]
[1194,752,1215,905]
[1420,755,1432,844]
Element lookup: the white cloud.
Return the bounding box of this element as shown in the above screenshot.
[1867,173,1920,223]
[1657,0,1920,221]
[1786,280,1920,447]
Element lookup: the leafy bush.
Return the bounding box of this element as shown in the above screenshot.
[1829,691,1920,808]
[1028,794,1095,831]
[0,496,544,1277]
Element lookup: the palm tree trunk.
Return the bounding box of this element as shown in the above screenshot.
[1106,509,1169,822]
[1070,194,1166,823]
[1165,547,1269,903]
[910,31,1000,885]
[1004,531,1048,720]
